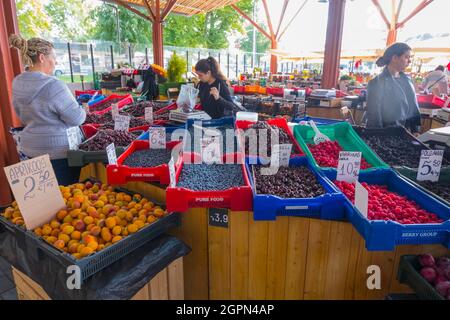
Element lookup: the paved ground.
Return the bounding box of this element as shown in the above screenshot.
[0,257,17,300]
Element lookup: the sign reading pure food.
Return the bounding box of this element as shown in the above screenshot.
[208,208,229,228]
[416,150,444,182]
[336,151,362,183]
[4,155,65,230]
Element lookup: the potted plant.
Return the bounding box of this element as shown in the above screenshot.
[158,52,187,97]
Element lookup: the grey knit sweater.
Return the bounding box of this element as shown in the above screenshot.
[12,71,86,159]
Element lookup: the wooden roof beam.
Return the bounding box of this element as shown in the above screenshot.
[397,0,433,29]
[103,0,152,21]
[143,0,156,22]
[275,0,289,39]
[231,3,271,40]
[261,0,275,40]
[371,0,391,29]
[277,0,308,41]
[161,0,178,19]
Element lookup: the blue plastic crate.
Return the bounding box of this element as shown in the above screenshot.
[185,116,235,129]
[323,169,450,251]
[246,156,346,221]
[87,95,106,106]
[292,116,342,126]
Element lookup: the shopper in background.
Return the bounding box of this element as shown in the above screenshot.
[194,57,236,119]
[365,43,421,135]
[9,34,86,185]
[421,65,449,96]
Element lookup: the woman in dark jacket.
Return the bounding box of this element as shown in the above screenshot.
[195,57,236,119]
[365,43,421,134]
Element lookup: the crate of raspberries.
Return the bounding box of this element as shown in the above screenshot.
[0,180,179,282]
[324,169,450,251]
[67,129,137,167]
[235,118,304,159]
[293,122,388,173]
[166,153,253,211]
[107,140,182,185]
[398,254,450,300]
[248,157,346,221]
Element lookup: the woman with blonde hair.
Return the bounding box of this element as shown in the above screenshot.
[9,34,86,185]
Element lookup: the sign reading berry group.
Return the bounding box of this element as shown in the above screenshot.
[149,127,166,149]
[336,151,362,183]
[416,150,444,182]
[4,155,65,230]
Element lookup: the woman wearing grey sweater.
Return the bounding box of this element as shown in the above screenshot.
[9,35,86,185]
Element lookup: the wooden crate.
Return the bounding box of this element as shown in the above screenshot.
[11,257,184,300]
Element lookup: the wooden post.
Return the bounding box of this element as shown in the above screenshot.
[322,0,346,89]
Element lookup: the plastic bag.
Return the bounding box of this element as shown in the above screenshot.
[177,84,199,113]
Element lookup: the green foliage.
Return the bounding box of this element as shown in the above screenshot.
[239,25,271,53]
[167,52,187,82]
[16,0,51,38]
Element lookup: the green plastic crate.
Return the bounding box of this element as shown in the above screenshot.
[293,122,389,173]
[397,255,446,300]
[397,166,450,207]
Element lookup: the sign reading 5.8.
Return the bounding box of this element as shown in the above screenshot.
[417,150,444,182]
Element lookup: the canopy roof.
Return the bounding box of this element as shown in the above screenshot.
[115,0,241,16]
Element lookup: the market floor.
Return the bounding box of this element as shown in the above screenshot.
[0,257,17,300]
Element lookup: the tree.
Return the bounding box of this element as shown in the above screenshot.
[88,4,152,45]
[45,0,96,41]
[239,25,271,53]
[15,0,51,39]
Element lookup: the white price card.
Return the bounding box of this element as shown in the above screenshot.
[3,155,65,230]
[336,151,362,183]
[106,143,117,165]
[111,103,119,117]
[82,102,89,113]
[149,127,166,149]
[355,181,369,218]
[168,157,176,187]
[114,114,130,131]
[416,150,444,182]
[201,136,222,164]
[66,127,81,150]
[145,107,154,123]
[271,144,292,167]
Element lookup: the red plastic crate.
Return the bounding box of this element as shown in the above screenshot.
[89,94,134,115]
[266,87,284,97]
[417,94,445,108]
[235,118,304,157]
[154,102,177,115]
[232,85,245,94]
[75,89,102,97]
[107,140,182,185]
[166,153,253,212]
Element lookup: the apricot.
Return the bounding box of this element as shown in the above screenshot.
[83,216,94,225]
[86,223,95,232]
[112,226,122,236]
[125,212,133,222]
[123,194,132,203]
[62,225,74,235]
[122,229,129,237]
[134,220,145,229]
[77,244,86,253]
[34,227,43,236]
[46,236,57,244]
[101,227,112,242]
[72,253,82,260]
[94,200,105,209]
[74,220,86,232]
[53,240,65,250]
[58,233,71,244]
[42,225,52,236]
[127,201,137,209]
[81,231,90,239]
[111,236,122,244]
[50,220,60,229]
[105,217,116,229]
[120,220,128,227]
[153,208,165,217]
[51,229,60,237]
[116,210,127,220]
[134,204,142,211]
[138,214,147,222]
[87,206,99,218]
[96,219,105,228]
[63,215,73,224]
[147,215,157,224]
[67,239,78,248]
[90,226,101,237]
[132,194,142,202]
[82,234,96,245]
[97,244,105,251]
[143,203,154,211]
[127,224,138,234]
[87,241,98,251]
[80,246,94,257]
[71,231,81,240]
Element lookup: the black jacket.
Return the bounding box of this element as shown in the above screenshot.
[197,79,235,119]
[366,67,421,133]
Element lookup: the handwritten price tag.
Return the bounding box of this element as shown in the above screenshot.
[336,151,362,183]
[3,155,65,230]
[168,157,176,187]
[114,115,130,131]
[111,103,119,118]
[201,136,222,164]
[355,181,369,218]
[66,127,81,150]
[416,150,444,182]
[149,127,166,149]
[271,144,292,167]
[145,107,153,123]
[106,143,117,165]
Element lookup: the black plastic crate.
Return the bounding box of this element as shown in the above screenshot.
[0,199,179,283]
[397,255,447,300]
[67,148,126,167]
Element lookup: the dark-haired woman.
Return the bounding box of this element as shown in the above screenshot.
[195,57,236,119]
[365,43,421,135]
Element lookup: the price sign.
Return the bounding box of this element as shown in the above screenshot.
[208,208,229,228]
[111,103,119,118]
[168,157,176,187]
[82,103,89,113]
[114,114,130,131]
[336,151,362,183]
[106,143,117,165]
[66,127,81,150]
[4,155,65,230]
[271,144,292,167]
[149,127,166,149]
[201,136,221,164]
[355,181,369,218]
[416,150,444,182]
[145,107,154,123]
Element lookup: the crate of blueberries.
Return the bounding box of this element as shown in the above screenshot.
[235,118,304,159]
[247,157,346,221]
[166,153,253,212]
[67,129,138,167]
[106,139,182,185]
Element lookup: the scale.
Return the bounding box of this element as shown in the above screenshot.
[309,89,336,99]
[436,108,450,123]
[418,126,450,152]
[169,109,211,123]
